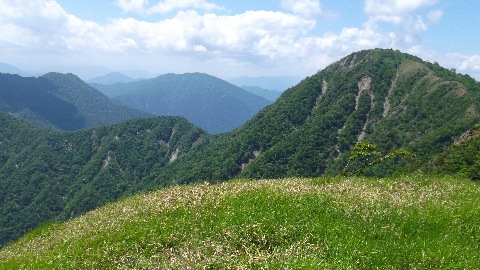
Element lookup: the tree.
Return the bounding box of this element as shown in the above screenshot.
[342,142,415,176]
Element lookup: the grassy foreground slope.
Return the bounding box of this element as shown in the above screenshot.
[1,175,480,269]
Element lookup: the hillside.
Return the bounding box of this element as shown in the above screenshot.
[0,72,149,130]
[1,48,480,246]
[91,73,272,134]
[427,124,480,179]
[1,175,480,269]
[161,49,480,182]
[0,114,208,246]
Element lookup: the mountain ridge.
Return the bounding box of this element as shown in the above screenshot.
[0,72,149,130]
[92,72,272,134]
[0,48,479,246]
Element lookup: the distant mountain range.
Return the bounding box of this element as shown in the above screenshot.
[241,85,283,101]
[1,48,480,247]
[91,73,272,134]
[227,75,301,91]
[0,72,149,130]
[87,72,140,84]
[0,62,29,76]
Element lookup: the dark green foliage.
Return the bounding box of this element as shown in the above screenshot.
[428,126,480,180]
[91,73,272,134]
[0,72,148,130]
[0,114,207,246]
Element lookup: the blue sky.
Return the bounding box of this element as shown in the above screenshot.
[0,0,479,80]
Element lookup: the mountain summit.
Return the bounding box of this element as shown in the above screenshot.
[163,48,480,181]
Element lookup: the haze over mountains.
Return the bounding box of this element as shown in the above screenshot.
[1,49,480,247]
[91,73,272,134]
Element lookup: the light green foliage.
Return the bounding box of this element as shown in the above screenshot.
[343,142,416,176]
[1,175,480,269]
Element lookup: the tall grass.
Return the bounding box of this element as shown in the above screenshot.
[1,175,480,269]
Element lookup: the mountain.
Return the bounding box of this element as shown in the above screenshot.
[1,48,480,246]
[0,72,149,130]
[227,75,302,91]
[92,73,272,134]
[158,48,480,182]
[0,62,29,76]
[0,114,207,246]
[241,85,283,101]
[87,72,139,84]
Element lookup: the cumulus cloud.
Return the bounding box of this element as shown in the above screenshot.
[3,0,470,79]
[364,0,440,33]
[457,55,480,71]
[281,0,322,19]
[364,0,437,16]
[115,0,222,15]
[116,0,147,14]
[0,0,69,48]
[0,0,401,74]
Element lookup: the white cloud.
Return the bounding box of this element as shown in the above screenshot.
[0,0,69,48]
[427,10,443,24]
[0,0,402,76]
[362,0,443,47]
[115,0,223,15]
[2,0,470,80]
[281,0,322,19]
[364,0,439,31]
[457,55,480,72]
[116,0,148,14]
[364,0,437,17]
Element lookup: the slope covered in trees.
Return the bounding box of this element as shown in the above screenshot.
[1,48,480,246]
[161,49,480,182]
[0,73,149,130]
[91,73,272,134]
[0,114,207,246]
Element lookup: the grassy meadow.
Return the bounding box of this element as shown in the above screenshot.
[1,175,480,269]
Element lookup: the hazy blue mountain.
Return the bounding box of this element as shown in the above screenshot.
[241,85,282,101]
[93,73,272,134]
[0,72,149,130]
[227,76,301,91]
[87,72,138,84]
[0,62,29,76]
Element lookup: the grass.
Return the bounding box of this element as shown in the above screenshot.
[1,174,480,269]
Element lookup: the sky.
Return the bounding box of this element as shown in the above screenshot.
[0,0,479,81]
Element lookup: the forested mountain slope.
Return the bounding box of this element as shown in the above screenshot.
[0,73,149,130]
[91,73,272,134]
[0,114,207,246]
[160,49,480,182]
[1,48,479,246]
